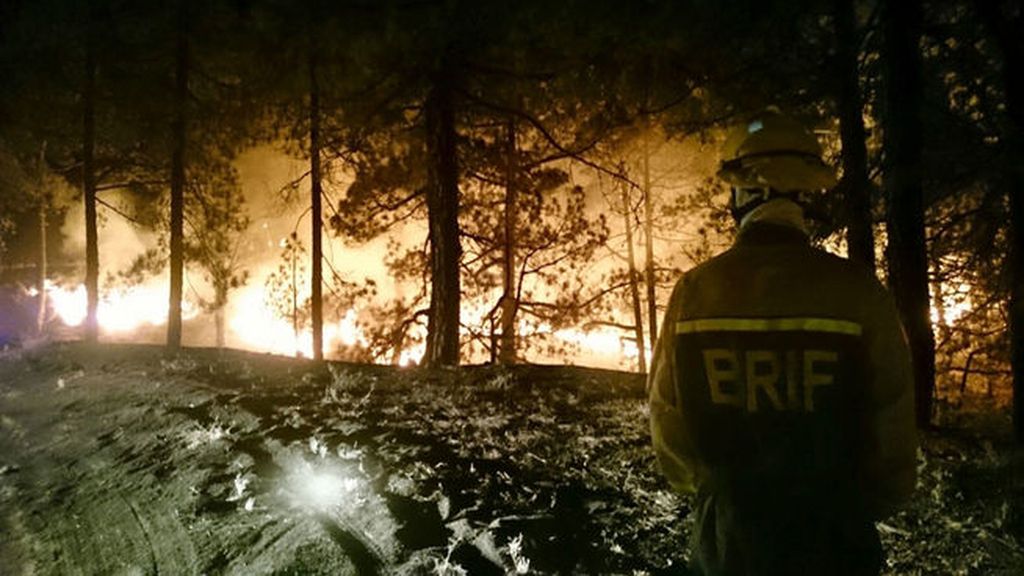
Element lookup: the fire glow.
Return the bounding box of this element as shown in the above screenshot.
[229,285,369,359]
[931,281,973,327]
[42,279,372,359]
[44,280,198,332]
[39,278,647,368]
[38,274,971,369]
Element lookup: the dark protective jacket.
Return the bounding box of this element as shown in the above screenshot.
[648,222,917,576]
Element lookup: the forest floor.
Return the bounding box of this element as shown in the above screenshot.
[0,342,1022,575]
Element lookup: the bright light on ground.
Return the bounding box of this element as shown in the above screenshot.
[289,460,361,512]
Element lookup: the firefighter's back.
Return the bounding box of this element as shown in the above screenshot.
[675,223,887,575]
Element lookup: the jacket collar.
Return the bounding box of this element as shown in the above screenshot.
[736,221,811,246]
[735,198,810,246]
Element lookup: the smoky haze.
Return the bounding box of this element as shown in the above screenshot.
[47,132,723,370]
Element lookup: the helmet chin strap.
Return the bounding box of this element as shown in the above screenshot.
[736,196,809,234]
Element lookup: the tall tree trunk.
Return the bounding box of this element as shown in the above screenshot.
[881,0,935,428]
[499,117,517,365]
[37,198,47,335]
[422,66,461,367]
[642,130,658,351]
[1010,158,1024,444]
[167,0,188,352]
[309,38,324,361]
[215,283,226,349]
[834,0,875,272]
[292,247,299,355]
[621,177,647,374]
[82,10,99,343]
[390,323,406,366]
[36,143,48,335]
[975,0,1024,442]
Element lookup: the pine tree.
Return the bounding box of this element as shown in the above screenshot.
[184,163,249,349]
[833,0,875,272]
[975,0,1024,441]
[307,10,325,361]
[422,62,462,367]
[881,0,936,427]
[166,0,188,351]
[82,3,99,343]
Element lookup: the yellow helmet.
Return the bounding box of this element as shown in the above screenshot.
[717,111,837,193]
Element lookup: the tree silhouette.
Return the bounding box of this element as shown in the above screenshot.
[974,0,1024,441]
[881,0,936,427]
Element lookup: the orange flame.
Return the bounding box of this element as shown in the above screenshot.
[45,280,199,332]
[931,281,973,327]
[42,280,653,369]
[229,285,369,358]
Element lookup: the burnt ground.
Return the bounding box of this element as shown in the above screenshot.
[0,342,1021,575]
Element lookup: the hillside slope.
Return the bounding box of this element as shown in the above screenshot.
[0,343,1021,575]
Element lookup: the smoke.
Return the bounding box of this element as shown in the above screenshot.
[235,145,401,283]
[54,145,404,352]
[227,146,411,355]
[49,132,723,369]
[61,190,160,279]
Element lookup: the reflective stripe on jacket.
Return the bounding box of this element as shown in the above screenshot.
[648,222,917,575]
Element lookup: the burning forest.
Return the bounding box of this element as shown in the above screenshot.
[1,0,1023,574]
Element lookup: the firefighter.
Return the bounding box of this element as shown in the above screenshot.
[648,111,918,575]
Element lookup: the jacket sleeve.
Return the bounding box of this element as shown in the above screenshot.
[648,279,703,494]
[860,281,919,519]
